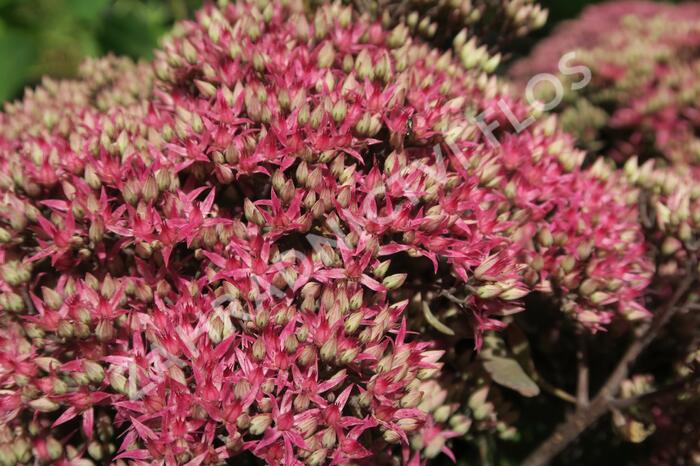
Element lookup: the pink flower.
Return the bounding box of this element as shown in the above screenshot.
[0,0,654,464]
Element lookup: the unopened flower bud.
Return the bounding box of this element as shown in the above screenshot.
[244,199,266,226]
[284,334,299,353]
[577,242,593,261]
[208,315,224,344]
[589,291,609,305]
[87,440,104,461]
[195,79,217,98]
[236,412,250,429]
[579,278,598,296]
[298,345,316,366]
[29,396,60,412]
[89,218,105,243]
[12,438,30,463]
[84,164,102,190]
[476,284,502,299]
[537,228,554,247]
[84,360,105,384]
[42,287,63,310]
[383,429,401,444]
[332,99,347,123]
[388,24,408,48]
[110,371,128,395]
[249,414,272,435]
[0,443,17,465]
[382,273,407,290]
[450,413,472,434]
[182,40,198,64]
[317,42,335,68]
[339,347,359,365]
[0,226,11,245]
[320,337,337,362]
[294,394,311,413]
[100,274,116,299]
[307,448,328,466]
[355,112,372,136]
[252,338,267,361]
[397,417,420,432]
[46,436,63,460]
[661,237,682,256]
[400,390,423,408]
[95,319,115,342]
[499,285,529,301]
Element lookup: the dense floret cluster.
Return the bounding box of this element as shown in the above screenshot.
[623,159,700,286]
[511,0,700,285]
[510,1,700,163]
[508,5,700,465]
[0,0,657,465]
[312,0,547,53]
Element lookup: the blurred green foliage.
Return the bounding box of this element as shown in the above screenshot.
[0,0,202,103]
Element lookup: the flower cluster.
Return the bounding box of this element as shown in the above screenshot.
[510,1,700,164]
[0,0,653,464]
[509,5,700,461]
[310,0,547,54]
[521,154,651,328]
[623,159,700,282]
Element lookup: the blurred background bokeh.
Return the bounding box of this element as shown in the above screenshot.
[0,0,685,104]
[0,0,202,103]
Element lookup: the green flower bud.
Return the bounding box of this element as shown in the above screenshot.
[95,320,115,342]
[579,278,598,296]
[284,334,299,354]
[332,100,347,123]
[195,80,217,98]
[383,429,401,444]
[87,441,104,461]
[372,260,391,279]
[320,337,337,362]
[249,414,272,435]
[317,42,335,68]
[244,199,266,226]
[84,360,105,384]
[0,227,11,243]
[306,448,328,466]
[297,104,310,126]
[46,436,63,461]
[110,371,128,395]
[29,396,60,412]
[382,273,407,290]
[252,338,266,361]
[52,377,68,395]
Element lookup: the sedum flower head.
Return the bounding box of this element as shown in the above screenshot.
[0,0,653,464]
[511,1,700,165]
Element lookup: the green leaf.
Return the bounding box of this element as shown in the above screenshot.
[0,28,36,102]
[506,324,538,376]
[98,3,170,59]
[482,356,540,397]
[66,0,110,21]
[421,302,455,336]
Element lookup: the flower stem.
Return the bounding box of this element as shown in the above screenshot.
[521,273,695,466]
